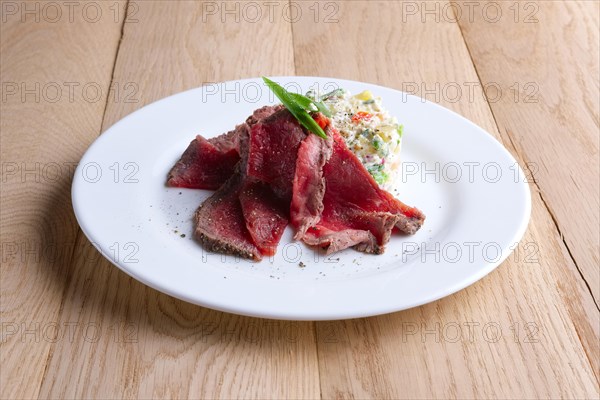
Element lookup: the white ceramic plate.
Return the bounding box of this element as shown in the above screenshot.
[72,77,531,320]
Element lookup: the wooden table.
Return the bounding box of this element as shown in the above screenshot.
[1,1,598,398]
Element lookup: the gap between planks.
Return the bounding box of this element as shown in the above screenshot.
[452,2,598,313]
[450,3,600,387]
[35,2,131,398]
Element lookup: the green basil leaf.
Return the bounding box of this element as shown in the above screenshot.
[262,77,327,139]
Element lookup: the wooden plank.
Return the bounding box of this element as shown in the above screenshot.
[456,0,599,301]
[0,2,126,398]
[455,0,600,380]
[36,2,320,399]
[292,1,599,398]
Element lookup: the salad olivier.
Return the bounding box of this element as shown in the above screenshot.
[308,88,404,189]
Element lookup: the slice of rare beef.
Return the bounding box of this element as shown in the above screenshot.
[167,105,282,190]
[167,132,241,189]
[322,132,425,234]
[193,108,292,260]
[235,108,310,256]
[290,132,333,239]
[246,109,308,201]
[239,181,289,256]
[292,127,425,255]
[193,172,262,261]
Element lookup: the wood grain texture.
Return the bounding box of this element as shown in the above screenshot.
[34,2,319,399]
[456,0,599,302]
[1,0,598,399]
[455,0,600,381]
[292,1,599,398]
[0,1,126,398]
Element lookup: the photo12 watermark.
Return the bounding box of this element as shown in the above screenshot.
[316,320,542,344]
[397,321,541,344]
[1,321,138,344]
[201,1,339,24]
[400,240,539,264]
[1,160,142,184]
[199,79,341,104]
[1,1,139,24]
[1,81,139,104]
[1,239,140,266]
[400,81,539,104]
[399,1,540,24]
[399,161,538,184]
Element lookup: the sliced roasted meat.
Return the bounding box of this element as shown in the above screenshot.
[182,100,424,260]
[324,132,425,233]
[290,132,333,239]
[229,108,310,257]
[301,209,403,255]
[239,181,289,256]
[167,132,241,190]
[246,109,308,200]
[193,108,293,260]
[193,173,262,261]
[167,105,281,190]
[292,128,425,254]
